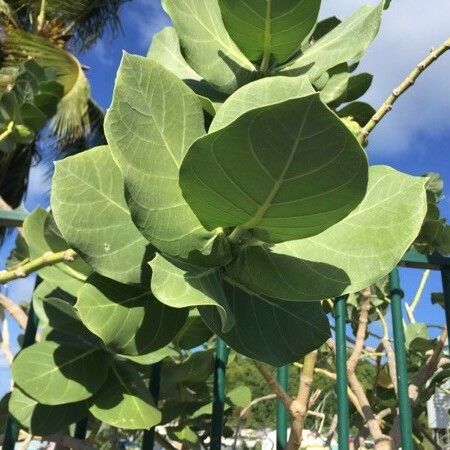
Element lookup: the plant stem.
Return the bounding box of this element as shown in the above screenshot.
[228,226,247,244]
[259,0,272,73]
[405,269,430,323]
[359,36,450,144]
[287,350,318,450]
[0,294,28,329]
[37,0,46,32]
[0,249,77,284]
[0,121,14,142]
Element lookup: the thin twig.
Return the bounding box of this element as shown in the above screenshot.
[0,249,77,284]
[359,36,450,143]
[253,360,293,408]
[405,269,430,323]
[0,294,28,329]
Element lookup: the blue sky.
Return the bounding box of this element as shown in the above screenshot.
[1,0,450,395]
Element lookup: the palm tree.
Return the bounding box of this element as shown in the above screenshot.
[0,0,129,211]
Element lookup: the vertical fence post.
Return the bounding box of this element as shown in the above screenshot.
[334,296,350,450]
[389,269,413,450]
[73,417,88,440]
[276,366,288,450]
[441,268,450,346]
[3,297,39,450]
[211,338,229,450]
[142,362,162,450]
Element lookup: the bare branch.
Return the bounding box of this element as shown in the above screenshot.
[360,36,450,143]
[0,294,28,329]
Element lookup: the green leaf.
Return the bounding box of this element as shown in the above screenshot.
[150,253,233,332]
[174,309,213,350]
[8,388,88,435]
[23,208,91,282]
[200,279,330,366]
[147,27,226,116]
[210,75,314,133]
[309,17,341,44]
[338,101,375,126]
[32,277,82,325]
[192,385,252,418]
[226,166,427,301]
[52,146,153,285]
[89,362,161,430]
[405,323,434,352]
[0,393,9,435]
[105,54,230,266]
[218,0,320,64]
[319,64,349,104]
[12,341,111,405]
[77,273,188,356]
[41,297,99,343]
[180,94,368,243]
[279,1,384,80]
[160,350,215,396]
[345,73,373,102]
[121,346,178,366]
[162,0,256,94]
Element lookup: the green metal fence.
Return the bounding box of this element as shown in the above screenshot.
[2,211,450,450]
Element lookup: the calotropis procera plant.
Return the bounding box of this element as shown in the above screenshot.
[7,0,433,435]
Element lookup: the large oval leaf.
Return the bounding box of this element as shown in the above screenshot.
[210,75,314,133]
[77,273,188,356]
[147,27,226,116]
[219,0,320,64]
[279,1,384,80]
[105,54,230,266]
[12,341,111,405]
[180,94,368,243]
[162,0,256,94]
[227,166,427,300]
[89,362,161,430]
[150,253,233,332]
[9,388,88,435]
[200,279,330,366]
[52,146,153,285]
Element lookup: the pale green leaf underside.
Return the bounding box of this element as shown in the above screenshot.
[279,1,384,80]
[210,75,314,133]
[89,363,161,430]
[105,54,230,266]
[227,166,427,301]
[121,346,178,366]
[52,146,153,285]
[9,388,87,435]
[150,253,234,332]
[200,279,330,366]
[180,94,368,243]
[147,27,226,115]
[12,341,110,405]
[77,273,188,356]
[219,0,320,64]
[162,0,256,94]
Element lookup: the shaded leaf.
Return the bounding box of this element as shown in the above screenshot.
[227,166,427,300]
[338,101,375,126]
[77,273,188,356]
[174,310,213,350]
[89,362,161,430]
[9,388,88,435]
[150,253,233,332]
[12,341,111,405]
[200,279,330,366]
[218,0,320,64]
[180,94,368,243]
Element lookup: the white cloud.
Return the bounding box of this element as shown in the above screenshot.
[322,0,450,155]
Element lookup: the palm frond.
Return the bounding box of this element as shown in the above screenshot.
[4,0,129,50]
[1,27,90,139]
